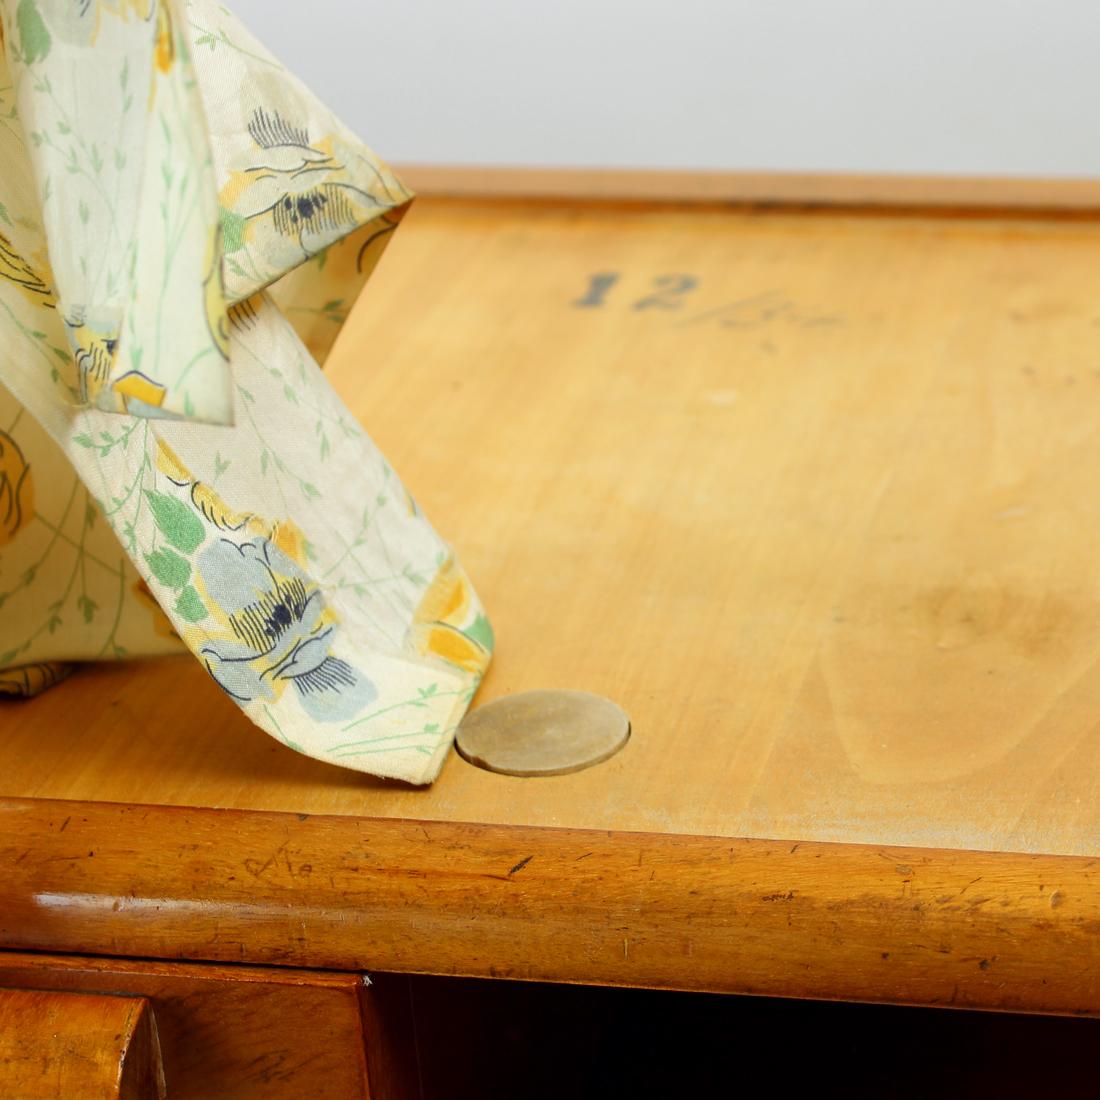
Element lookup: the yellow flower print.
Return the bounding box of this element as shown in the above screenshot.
[219,105,395,265]
[409,554,493,675]
[157,438,256,530]
[147,440,373,720]
[0,231,52,304]
[154,0,173,72]
[189,480,253,532]
[416,554,473,624]
[0,428,34,547]
[270,516,308,564]
[155,437,305,556]
[101,0,156,22]
[112,370,167,410]
[415,623,489,674]
[193,535,376,721]
[43,0,155,49]
[64,316,115,404]
[154,438,193,483]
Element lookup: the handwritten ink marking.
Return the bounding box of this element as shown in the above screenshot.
[679,289,840,330]
[633,273,698,311]
[243,842,311,881]
[572,272,620,308]
[679,290,790,328]
[572,273,840,332]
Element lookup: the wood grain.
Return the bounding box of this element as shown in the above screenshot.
[356,973,423,1100]
[3,797,1100,1015]
[0,953,389,1100]
[395,165,1100,210]
[4,198,1100,858]
[0,987,164,1099]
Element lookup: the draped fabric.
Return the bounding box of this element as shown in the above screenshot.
[0,0,492,784]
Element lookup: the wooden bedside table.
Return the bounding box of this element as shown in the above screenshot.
[4,186,1100,1096]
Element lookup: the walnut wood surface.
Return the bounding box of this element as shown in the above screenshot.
[4,198,1100,857]
[0,986,164,1099]
[0,952,401,1100]
[2,798,1100,1015]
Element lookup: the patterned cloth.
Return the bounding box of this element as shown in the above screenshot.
[0,0,492,784]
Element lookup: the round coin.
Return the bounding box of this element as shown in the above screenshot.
[455,690,631,776]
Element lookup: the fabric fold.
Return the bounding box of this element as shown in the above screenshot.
[0,0,491,784]
[5,0,232,422]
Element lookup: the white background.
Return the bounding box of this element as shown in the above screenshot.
[227,0,1099,177]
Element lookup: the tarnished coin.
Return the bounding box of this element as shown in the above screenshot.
[455,690,631,777]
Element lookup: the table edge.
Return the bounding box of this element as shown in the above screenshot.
[2,795,1097,1015]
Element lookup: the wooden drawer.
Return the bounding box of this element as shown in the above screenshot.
[0,986,163,1099]
[0,952,416,1099]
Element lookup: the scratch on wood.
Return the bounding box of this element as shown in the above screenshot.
[508,855,534,876]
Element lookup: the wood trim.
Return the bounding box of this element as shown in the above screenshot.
[2,797,1099,1015]
[357,973,424,1100]
[395,164,1100,210]
[0,952,379,1100]
[0,987,164,1099]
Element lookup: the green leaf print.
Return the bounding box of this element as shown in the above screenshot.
[219,208,247,254]
[144,547,191,588]
[174,585,207,622]
[466,613,495,652]
[16,0,51,64]
[144,491,204,553]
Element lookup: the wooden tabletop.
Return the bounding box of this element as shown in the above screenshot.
[8,196,1100,855]
[6,195,1100,1012]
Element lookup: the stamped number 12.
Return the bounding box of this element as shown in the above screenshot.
[573,272,699,311]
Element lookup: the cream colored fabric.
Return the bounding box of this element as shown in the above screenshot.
[0,0,492,784]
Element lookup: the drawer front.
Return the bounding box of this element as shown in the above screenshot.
[0,952,412,1100]
[0,986,163,1099]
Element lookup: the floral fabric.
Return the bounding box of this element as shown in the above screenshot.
[0,0,492,784]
